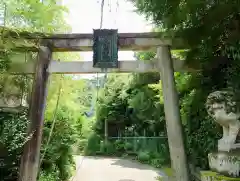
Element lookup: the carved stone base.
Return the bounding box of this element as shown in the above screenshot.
[218,140,240,152]
[201,171,240,181]
[208,151,240,177]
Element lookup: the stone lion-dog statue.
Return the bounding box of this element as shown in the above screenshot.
[206,90,240,152]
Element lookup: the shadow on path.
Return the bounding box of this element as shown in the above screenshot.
[74,156,165,181]
[74,156,166,181]
[111,158,159,171]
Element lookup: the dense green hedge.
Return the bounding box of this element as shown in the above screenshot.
[0,110,29,181]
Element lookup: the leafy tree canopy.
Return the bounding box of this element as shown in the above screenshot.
[131,0,240,68]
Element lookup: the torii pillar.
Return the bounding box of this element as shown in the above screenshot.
[19,46,52,181]
[157,46,190,181]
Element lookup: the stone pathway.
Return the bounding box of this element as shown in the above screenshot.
[72,156,161,181]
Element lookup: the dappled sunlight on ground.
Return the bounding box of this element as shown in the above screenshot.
[72,156,161,181]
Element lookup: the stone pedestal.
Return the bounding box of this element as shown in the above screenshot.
[208,150,240,177]
[201,171,240,181]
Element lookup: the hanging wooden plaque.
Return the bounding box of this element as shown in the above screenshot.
[92,29,118,68]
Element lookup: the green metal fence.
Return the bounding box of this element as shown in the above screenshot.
[108,136,168,154]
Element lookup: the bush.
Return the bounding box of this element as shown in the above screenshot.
[137,151,150,163]
[0,110,29,181]
[124,142,133,151]
[38,170,59,181]
[150,158,165,168]
[41,105,81,181]
[84,133,101,155]
[104,141,116,155]
[114,140,125,152]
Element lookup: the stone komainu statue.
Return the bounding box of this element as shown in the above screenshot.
[206,90,240,152]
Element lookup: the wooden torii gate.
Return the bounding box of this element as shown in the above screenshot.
[7,31,190,181]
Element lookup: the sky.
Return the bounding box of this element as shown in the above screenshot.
[64,0,152,59]
[0,3,5,25]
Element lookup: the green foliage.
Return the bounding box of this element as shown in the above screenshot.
[131,0,240,68]
[0,110,29,152]
[41,105,78,180]
[150,158,165,168]
[0,1,92,181]
[83,68,170,168]
[129,0,240,172]
[180,73,221,169]
[86,48,237,172]
[137,151,150,163]
[0,109,29,181]
[84,133,101,156]
[0,0,71,72]
[1,1,89,179]
[101,140,116,156]
[94,73,166,137]
[38,170,59,181]
[0,75,91,181]
[2,0,70,33]
[40,75,93,181]
[124,142,133,151]
[114,140,125,152]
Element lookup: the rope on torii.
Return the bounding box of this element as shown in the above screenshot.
[84,0,119,118]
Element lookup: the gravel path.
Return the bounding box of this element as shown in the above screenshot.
[73,156,161,181]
